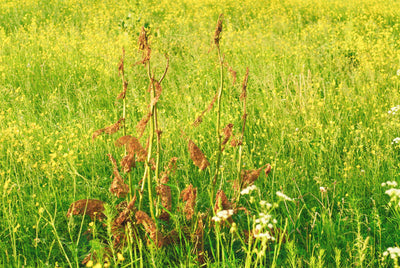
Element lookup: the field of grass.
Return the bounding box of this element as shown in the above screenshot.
[3,0,400,266]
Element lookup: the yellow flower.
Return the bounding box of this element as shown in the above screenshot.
[117,253,125,261]
[86,260,93,267]
[93,263,102,268]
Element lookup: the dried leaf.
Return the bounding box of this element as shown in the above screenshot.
[135,211,163,247]
[180,184,197,220]
[188,140,209,170]
[67,199,105,220]
[108,154,129,198]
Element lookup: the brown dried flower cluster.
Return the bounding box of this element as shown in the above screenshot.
[66,199,105,220]
[108,154,129,198]
[115,135,148,172]
[239,164,271,190]
[188,139,209,170]
[135,211,163,247]
[156,157,178,221]
[114,196,137,226]
[193,92,218,127]
[240,67,249,101]
[180,184,197,220]
[222,123,233,147]
[214,14,224,47]
[137,26,151,65]
[224,61,237,85]
[214,190,232,213]
[92,118,124,140]
[194,215,205,265]
[117,80,128,100]
[150,79,163,106]
[136,112,152,138]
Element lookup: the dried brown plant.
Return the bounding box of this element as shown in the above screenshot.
[66,199,105,220]
[136,26,151,65]
[136,112,152,138]
[114,195,137,226]
[188,139,209,170]
[180,184,197,220]
[193,92,218,127]
[194,214,205,265]
[108,154,129,198]
[92,118,124,140]
[222,123,233,146]
[156,174,171,221]
[135,211,163,247]
[214,14,224,47]
[240,164,271,190]
[117,80,128,100]
[115,135,148,163]
[240,67,249,101]
[214,190,232,213]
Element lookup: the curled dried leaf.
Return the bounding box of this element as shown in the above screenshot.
[135,211,163,247]
[180,184,197,220]
[188,140,209,170]
[67,199,105,220]
[108,154,129,198]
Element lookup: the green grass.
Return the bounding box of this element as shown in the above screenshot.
[2,0,400,266]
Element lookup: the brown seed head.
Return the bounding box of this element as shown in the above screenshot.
[92,118,124,140]
[67,199,105,221]
[222,123,234,146]
[135,211,163,247]
[188,139,209,170]
[180,184,197,220]
[240,67,249,101]
[108,154,129,198]
[214,190,232,213]
[136,112,152,138]
[214,14,224,47]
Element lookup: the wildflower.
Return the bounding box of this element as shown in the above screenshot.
[385,188,400,202]
[86,260,93,267]
[230,222,237,233]
[381,181,398,187]
[392,137,400,144]
[117,252,125,261]
[240,185,258,195]
[397,69,400,76]
[93,263,102,268]
[212,209,234,222]
[388,105,400,115]
[276,191,293,201]
[383,247,400,260]
[319,187,327,193]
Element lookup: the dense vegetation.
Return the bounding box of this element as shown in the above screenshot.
[2,0,400,266]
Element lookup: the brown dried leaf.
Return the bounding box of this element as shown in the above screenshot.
[136,112,152,138]
[188,140,209,170]
[67,199,105,220]
[180,184,197,220]
[108,154,129,198]
[135,211,163,247]
[150,79,162,106]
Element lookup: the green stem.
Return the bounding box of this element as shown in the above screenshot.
[211,46,224,198]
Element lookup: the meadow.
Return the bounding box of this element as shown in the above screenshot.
[2,0,400,266]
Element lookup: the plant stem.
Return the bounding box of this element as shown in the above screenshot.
[211,46,224,198]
